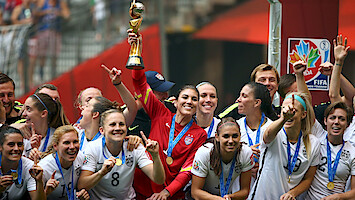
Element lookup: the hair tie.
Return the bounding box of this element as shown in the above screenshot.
[33,94,51,115]
[285,94,307,111]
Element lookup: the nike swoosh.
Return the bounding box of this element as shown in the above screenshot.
[128,125,139,131]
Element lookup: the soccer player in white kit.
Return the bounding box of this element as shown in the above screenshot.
[191,117,254,200]
[305,102,355,199]
[232,82,278,192]
[195,82,221,139]
[28,125,90,200]
[0,125,45,199]
[21,93,70,160]
[77,108,165,200]
[249,92,321,200]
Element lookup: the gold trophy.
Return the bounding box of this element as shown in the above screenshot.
[126,0,145,69]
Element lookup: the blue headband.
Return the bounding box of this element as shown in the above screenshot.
[285,94,307,111]
[33,94,51,115]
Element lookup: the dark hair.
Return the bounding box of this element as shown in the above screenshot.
[244,82,278,120]
[177,85,199,99]
[0,73,15,89]
[100,108,124,127]
[250,64,280,83]
[210,117,242,176]
[278,74,296,98]
[92,96,121,115]
[0,125,23,146]
[324,101,354,126]
[29,93,69,128]
[35,84,58,94]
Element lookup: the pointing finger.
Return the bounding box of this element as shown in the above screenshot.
[51,171,56,179]
[101,64,111,73]
[140,131,148,144]
[292,94,295,108]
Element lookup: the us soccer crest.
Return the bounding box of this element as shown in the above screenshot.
[185,134,194,145]
[288,38,330,90]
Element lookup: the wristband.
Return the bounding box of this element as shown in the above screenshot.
[113,82,122,86]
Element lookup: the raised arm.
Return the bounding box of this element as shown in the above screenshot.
[102,65,137,126]
[263,96,296,144]
[330,35,352,104]
[293,60,311,103]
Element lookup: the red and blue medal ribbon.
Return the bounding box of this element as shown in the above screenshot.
[284,128,302,181]
[167,115,193,157]
[40,128,51,152]
[54,152,74,200]
[0,155,22,184]
[326,135,344,184]
[244,113,265,162]
[219,155,236,197]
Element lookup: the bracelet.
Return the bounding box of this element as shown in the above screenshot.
[113,82,122,86]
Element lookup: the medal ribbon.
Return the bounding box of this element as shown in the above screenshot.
[167,115,193,157]
[54,152,74,200]
[283,128,302,180]
[207,118,215,139]
[80,131,101,150]
[326,135,344,184]
[244,113,265,147]
[41,128,51,152]
[102,137,125,165]
[219,155,236,197]
[0,155,22,184]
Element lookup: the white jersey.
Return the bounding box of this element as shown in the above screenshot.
[81,139,152,200]
[77,128,103,152]
[23,127,56,157]
[305,136,355,199]
[191,142,254,195]
[344,115,355,146]
[248,130,321,200]
[0,157,35,200]
[28,151,84,200]
[232,116,273,192]
[203,117,221,138]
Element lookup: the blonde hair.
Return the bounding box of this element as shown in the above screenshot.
[42,125,79,158]
[284,92,314,159]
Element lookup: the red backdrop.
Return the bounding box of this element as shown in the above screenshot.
[19,24,162,122]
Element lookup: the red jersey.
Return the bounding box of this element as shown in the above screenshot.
[132,70,207,199]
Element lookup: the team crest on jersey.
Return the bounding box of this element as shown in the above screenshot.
[193,161,199,171]
[185,135,193,145]
[341,150,350,161]
[126,154,134,167]
[234,162,242,175]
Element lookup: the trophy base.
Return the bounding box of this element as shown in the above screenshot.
[126,55,144,70]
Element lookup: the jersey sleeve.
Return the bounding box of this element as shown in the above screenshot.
[165,130,207,196]
[81,144,97,172]
[191,145,210,178]
[240,145,254,172]
[350,147,355,176]
[132,70,170,120]
[311,120,326,139]
[135,144,153,169]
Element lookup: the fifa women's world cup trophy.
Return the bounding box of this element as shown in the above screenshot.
[126,0,145,69]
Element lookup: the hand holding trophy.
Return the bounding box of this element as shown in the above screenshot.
[126,0,145,70]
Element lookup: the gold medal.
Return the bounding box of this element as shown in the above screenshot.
[116,158,122,166]
[166,157,173,165]
[288,175,291,183]
[327,182,334,190]
[11,171,18,180]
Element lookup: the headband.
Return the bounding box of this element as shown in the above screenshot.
[285,94,307,111]
[217,121,239,132]
[196,81,212,89]
[33,94,51,115]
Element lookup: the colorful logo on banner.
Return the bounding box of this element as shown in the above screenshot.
[288,38,330,90]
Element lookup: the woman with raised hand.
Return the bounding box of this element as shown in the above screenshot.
[22,93,69,159]
[195,82,221,139]
[77,108,165,199]
[0,125,45,200]
[248,93,320,200]
[191,117,254,200]
[129,29,207,200]
[232,82,278,191]
[28,125,90,200]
